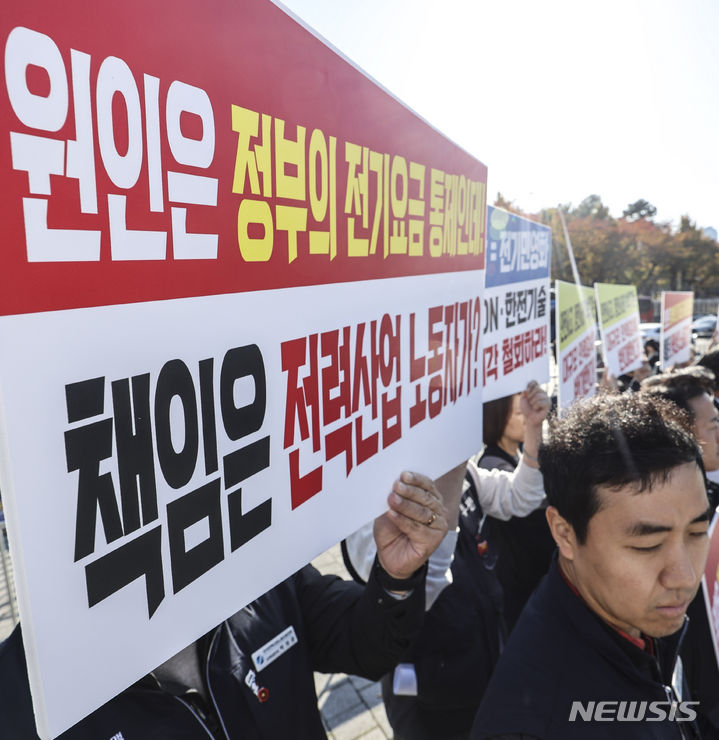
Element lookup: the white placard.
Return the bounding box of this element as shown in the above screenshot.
[481,207,551,402]
[0,272,484,737]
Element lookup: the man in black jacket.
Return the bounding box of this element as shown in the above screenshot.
[1,470,447,739]
[639,368,719,736]
[472,392,712,739]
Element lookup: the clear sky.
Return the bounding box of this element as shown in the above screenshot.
[279,0,718,231]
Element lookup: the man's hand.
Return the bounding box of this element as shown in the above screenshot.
[373,471,449,580]
[520,380,550,429]
[520,381,550,468]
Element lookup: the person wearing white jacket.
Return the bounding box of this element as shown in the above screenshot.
[341,380,550,740]
[343,381,549,609]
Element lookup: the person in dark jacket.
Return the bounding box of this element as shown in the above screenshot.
[642,366,719,498]
[696,348,719,406]
[640,369,719,737]
[645,338,661,372]
[477,393,555,632]
[343,381,551,740]
[1,470,448,740]
[471,392,711,739]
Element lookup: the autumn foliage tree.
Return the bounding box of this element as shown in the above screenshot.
[500,193,719,296]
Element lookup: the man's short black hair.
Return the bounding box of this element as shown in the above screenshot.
[696,349,719,390]
[640,367,715,418]
[538,393,702,544]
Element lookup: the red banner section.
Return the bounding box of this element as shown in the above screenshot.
[661,291,693,330]
[1,0,486,316]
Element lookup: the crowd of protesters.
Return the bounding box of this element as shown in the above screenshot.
[3,340,719,738]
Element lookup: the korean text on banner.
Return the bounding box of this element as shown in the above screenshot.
[660,291,694,368]
[481,207,551,402]
[555,280,597,411]
[0,1,488,736]
[594,283,643,378]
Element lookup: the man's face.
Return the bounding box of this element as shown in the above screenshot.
[564,462,710,638]
[688,392,719,472]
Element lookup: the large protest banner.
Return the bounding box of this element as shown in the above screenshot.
[660,291,694,368]
[555,280,597,411]
[481,207,551,402]
[594,283,643,378]
[0,1,488,735]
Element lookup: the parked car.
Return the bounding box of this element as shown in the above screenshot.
[639,323,661,344]
[691,314,717,339]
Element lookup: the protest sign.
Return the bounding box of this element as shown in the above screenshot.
[481,207,551,402]
[660,291,694,368]
[594,283,643,378]
[0,1,487,735]
[555,280,597,411]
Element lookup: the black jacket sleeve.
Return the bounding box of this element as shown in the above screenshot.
[0,625,42,740]
[682,592,719,739]
[293,558,426,680]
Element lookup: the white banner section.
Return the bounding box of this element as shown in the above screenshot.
[555,280,597,411]
[481,207,551,402]
[594,283,643,378]
[0,271,484,738]
[660,291,694,369]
